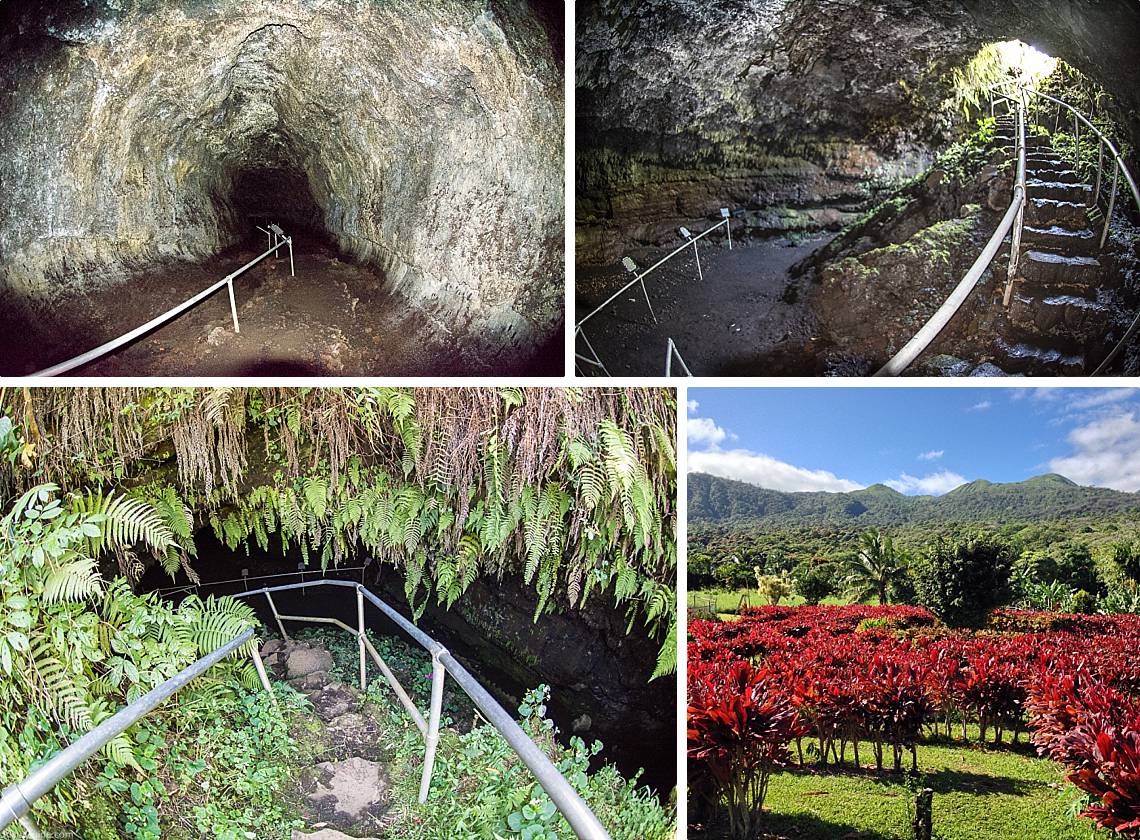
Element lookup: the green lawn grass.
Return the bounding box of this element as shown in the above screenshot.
[687,588,850,615]
[760,741,1091,840]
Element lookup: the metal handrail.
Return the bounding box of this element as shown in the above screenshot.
[875,86,1028,376]
[575,210,732,376]
[233,579,613,840]
[25,228,295,377]
[0,627,271,836]
[1015,91,1140,373]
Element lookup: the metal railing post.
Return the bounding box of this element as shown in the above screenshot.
[639,277,658,324]
[16,814,45,840]
[1003,88,1028,307]
[574,329,611,377]
[357,586,367,692]
[1102,162,1119,249]
[226,278,240,333]
[691,240,704,284]
[1092,140,1104,208]
[288,237,295,277]
[418,651,447,803]
[250,645,278,707]
[1074,114,1081,172]
[265,591,289,640]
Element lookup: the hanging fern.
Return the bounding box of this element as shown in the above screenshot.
[7,388,679,677]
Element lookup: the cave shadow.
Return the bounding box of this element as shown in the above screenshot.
[231,357,328,376]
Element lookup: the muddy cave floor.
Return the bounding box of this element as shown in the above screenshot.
[2,234,558,377]
[576,234,837,377]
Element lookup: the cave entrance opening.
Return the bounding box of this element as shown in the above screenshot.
[134,528,676,795]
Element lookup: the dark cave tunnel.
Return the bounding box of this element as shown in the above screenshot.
[228,166,327,243]
[135,529,678,798]
[0,0,565,376]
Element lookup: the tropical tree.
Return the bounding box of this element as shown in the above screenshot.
[842,530,908,605]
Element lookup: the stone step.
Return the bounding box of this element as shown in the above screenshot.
[994,133,1051,148]
[1006,292,1112,352]
[1024,166,1081,184]
[992,336,1086,375]
[1019,249,1104,289]
[1021,224,1099,256]
[1026,179,1094,203]
[1026,197,1091,227]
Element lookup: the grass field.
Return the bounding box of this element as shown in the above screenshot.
[687,588,850,616]
[761,740,1089,840]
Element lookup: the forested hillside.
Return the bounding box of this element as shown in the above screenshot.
[689,472,1140,526]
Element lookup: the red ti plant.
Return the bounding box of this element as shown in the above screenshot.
[1027,666,1140,835]
[689,659,807,839]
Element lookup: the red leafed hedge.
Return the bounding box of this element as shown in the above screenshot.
[688,605,1140,836]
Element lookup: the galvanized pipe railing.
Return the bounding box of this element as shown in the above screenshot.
[26,226,296,377]
[233,579,612,840]
[875,86,1028,376]
[1018,90,1140,374]
[575,209,732,376]
[0,627,272,836]
[664,337,692,376]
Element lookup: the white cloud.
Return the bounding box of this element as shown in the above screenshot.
[1069,388,1137,410]
[917,450,944,461]
[1049,410,1140,491]
[689,449,863,493]
[883,470,967,495]
[970,400,992,411]
[686,399,699,414]
[687,417,728,449]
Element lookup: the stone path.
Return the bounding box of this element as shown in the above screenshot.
[259,638,389,840]
[993,112,1121,374]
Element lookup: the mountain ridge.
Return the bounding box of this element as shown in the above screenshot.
[688,472,1140,526]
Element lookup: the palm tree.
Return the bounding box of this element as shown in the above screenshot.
[843,530,908,605]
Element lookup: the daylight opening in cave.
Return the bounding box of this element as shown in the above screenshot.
[0,1,565,377]
[575,2,1140,378]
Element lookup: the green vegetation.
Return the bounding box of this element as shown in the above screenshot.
[689,471,1140,530]
[0,389,678,838]
[911,535,1014,627]
[2,388,676,675]
[299,626,674,840]
[0,478,310,838]
[762,740,1086,840]
[841,531,909,605]
[689,473,1140,622]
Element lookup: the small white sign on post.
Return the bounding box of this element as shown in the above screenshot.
[721,207,732,249]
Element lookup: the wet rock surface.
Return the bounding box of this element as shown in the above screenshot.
[263,638,391,835]
[576,0,1140,260]
[576,233,834,376]
[0,0,564,368]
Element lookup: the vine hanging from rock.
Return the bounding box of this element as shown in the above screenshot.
[0,387,677,676]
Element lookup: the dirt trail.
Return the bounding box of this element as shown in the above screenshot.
[575,233,837,376]
[3,236,558,376]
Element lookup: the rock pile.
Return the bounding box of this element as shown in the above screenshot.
[260,638,389,839]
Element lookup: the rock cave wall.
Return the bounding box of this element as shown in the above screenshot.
[576,0,1140,262]
[0,0,564,353]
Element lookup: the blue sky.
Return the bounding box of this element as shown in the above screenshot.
[687,387,1140,494]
